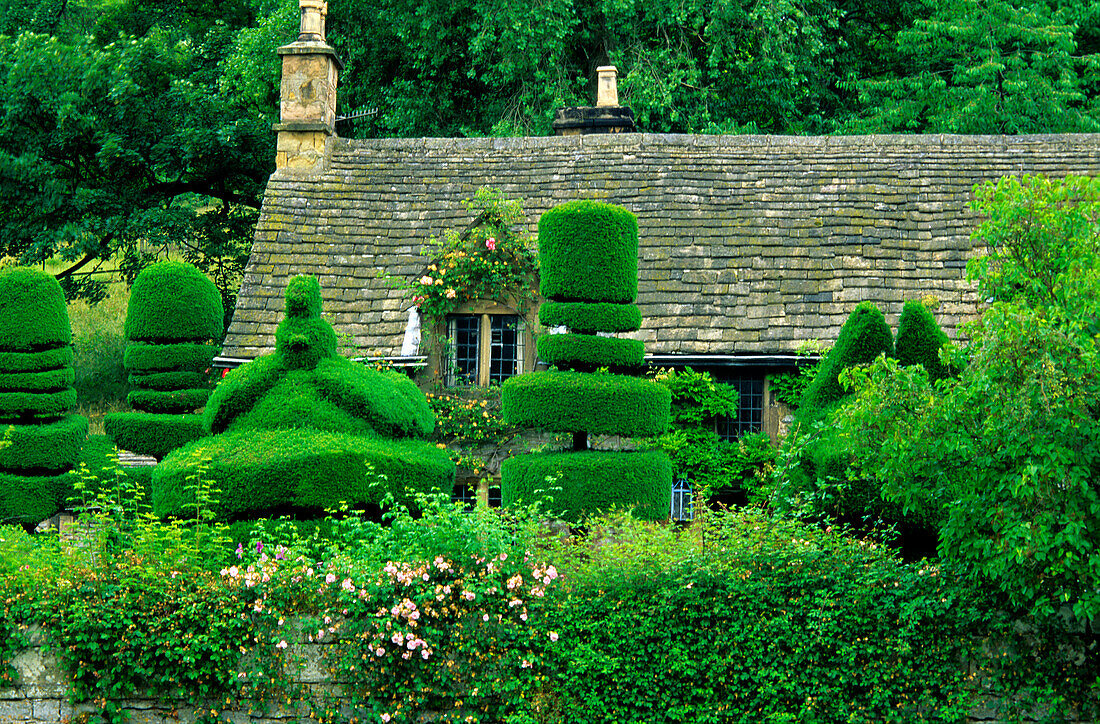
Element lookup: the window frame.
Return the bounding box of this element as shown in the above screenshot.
[439,299,533,387]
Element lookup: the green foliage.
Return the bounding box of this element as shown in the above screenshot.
[538,301,641,333]
[0,414,86,471]
[656,366,739,427]
[0,367,74,392]
[0,469,73,527]
[502,370,671,437]
[0,346,73,373]
[799,301,895,420]
[126,387,211,415]
[0,267,71,351]
[124,341,218,372]
[0,388,77,422]
[103,412,206,460]
[535,333,645,369]
[128,370,210,392]
[407,187,538,323]
[894,299,951,380]
[502,449,673,522]
[538,200,638,304]
[124,261,224,343]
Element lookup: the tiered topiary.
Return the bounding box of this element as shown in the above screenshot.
[153,276,453,521]
[0,267,87,529]
[895,299,951,381]
[501,200,672,521]
[103,261,223,460]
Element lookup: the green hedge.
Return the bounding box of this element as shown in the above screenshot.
[128,370,210,392]
[103,412,207,460]
[152,429,454,520]
[0,389,77,422]
[275,315,338,370]
[127,388,212,414]
[800,301,894,418]
[0,469,73,527]
[503,370,670,436]
[0,267,71,352]
[538,200,639,303]
[123,342,217,373]
[896,299,951,381]
[501,449,671,522]
[0,414,87,472]
[203,355,286,434]
[0,368,75,392]
[124,261,223,343]
[0,346,73,373]
[539,301,641,333]
[536,333,645,369]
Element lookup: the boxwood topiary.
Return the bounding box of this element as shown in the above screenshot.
[536,333,645,369]
[0,347,74,373]
[103,413,206,461]
[123,261,223,343]
[503,370,670,436]
[0,415,87,472]
[539,301,641,333]
[0,368,76,392]
[538,200,639,303]
[501,449,672,522]
[896,300,951,381]
[0,267,71,352]
[123,342,218,373]
[0,470,75,527]
[800,301,894,419]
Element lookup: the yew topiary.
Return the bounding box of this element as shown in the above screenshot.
[502,201,671,521]
[895,299,951,381]
[0,267,86,528]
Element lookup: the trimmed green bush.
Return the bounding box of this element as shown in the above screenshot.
[0,415,87,472]
[896,299,951,381]
[501,449,672,522]
[0,267,71,351]
[536,333,645,369]
[0,347,74,373]
[800,301,894,418]
[0,389,78,422]
[0,470,74,526]
[103,413,206,460]
[123,261,223,343]
[539,301,641,333]
[0,368,75,392]
[538,200,639,303]
[124,342,217,373]
[153,430,453,520]
[503,370,670,436]
[127,370,210,392]
[126,388,212,415]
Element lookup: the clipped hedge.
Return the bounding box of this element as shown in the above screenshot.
[896,299,951,381]
[0,414,87,472]
[0,389,77,422]
[503,370,670,436]
[0,368,75,392]
[153,429,454,520]
[539,301,641,333]
[501,449,671,521]
[536,333,645,369]
[538,200,639,303]
[123,342,217,373]
[127,388,212,415]
[103,413,206,460]
[0,470,74,527]
[127,370,210,392]
[0,267,71,352]
[800,301,894,417]
[123,261,223,343]
[0,346,74,373]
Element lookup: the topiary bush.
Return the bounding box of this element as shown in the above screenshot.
[503,200,671,521]
[895,299,951,381]
[105,261,223,459]
[153,275,452,521]
[0,267,86,528]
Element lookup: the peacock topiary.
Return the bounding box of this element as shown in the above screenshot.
[0,267,87,529]
[501,200,672,522]
[153,275,453,521]
[103,261,223,459]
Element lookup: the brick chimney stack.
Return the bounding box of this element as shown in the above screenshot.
[273,0,343,171]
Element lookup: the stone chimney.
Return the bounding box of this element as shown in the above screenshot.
[273,0,343,171]
[552,66,636,136]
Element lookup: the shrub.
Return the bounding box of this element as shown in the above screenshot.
[538,301,641,333]
[895,299,951,380]
[123,261,223,343]
[535,333,645,369]
[538,200,638,303]
[102,413,206,460]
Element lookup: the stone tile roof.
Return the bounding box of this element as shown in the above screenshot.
[222,133,1100,361]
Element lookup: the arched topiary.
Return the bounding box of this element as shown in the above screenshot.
[104,262,222,459]
[502,201,671,522]
[895,300,951,381]
[153,275,452,521]
[0,267,86,528]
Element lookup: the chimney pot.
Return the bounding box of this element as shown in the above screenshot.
[298,0,327,42]
[596,66,619,107]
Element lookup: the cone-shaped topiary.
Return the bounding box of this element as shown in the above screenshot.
[105,261,223,459]
[895,299,951,381]
[0,267,86,529]
[153,275,452,521]
[502,201,671,522]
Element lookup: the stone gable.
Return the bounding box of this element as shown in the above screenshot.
[221,132,1100,362]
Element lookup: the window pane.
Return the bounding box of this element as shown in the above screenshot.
[447,315,480,386]
[671,477,693,521]
[715,376,764,440]
[488,315,523,384]
[451,481,476,511]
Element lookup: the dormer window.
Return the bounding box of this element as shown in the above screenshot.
[446,313,526,386]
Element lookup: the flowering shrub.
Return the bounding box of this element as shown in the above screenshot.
[406,187,537,322]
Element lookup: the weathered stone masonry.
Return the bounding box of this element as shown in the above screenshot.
[222,132,1100,364]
